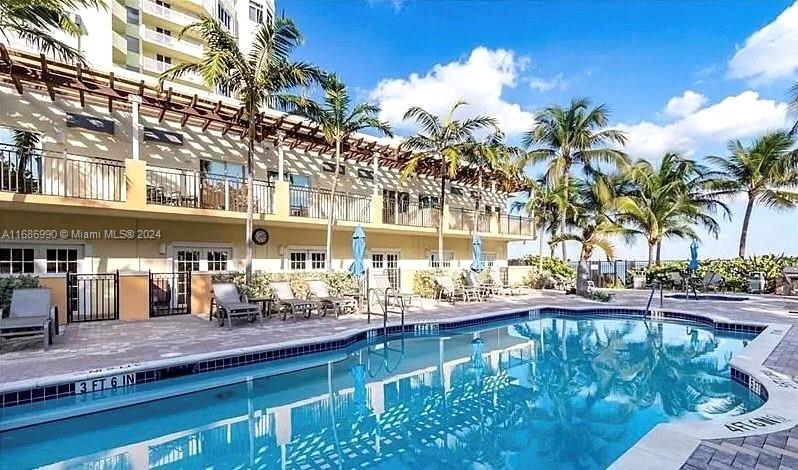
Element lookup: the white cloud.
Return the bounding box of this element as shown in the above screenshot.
[368,47,536,136]
[618,91,790,159]
[664,90,708,117]
[528,73,569,92]
[728,1,798,82]
[366,0,406,13]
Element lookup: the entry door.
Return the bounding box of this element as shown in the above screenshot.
[372,252,400,289]
[174,249,200,307]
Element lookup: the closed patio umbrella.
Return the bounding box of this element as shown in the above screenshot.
[470,234,484,272]
[349,226,366,277]
[689,240,699,273]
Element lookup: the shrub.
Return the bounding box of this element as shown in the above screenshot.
[211,271,358,299]
[0,275,39,311]
[517,257,574,290]
[584,290,613,302]
[411,269,468,298]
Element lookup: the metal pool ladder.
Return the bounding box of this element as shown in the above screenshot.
[645,280,664,315]
[366,286,405,333]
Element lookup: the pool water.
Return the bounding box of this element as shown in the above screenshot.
[0,316,762,469]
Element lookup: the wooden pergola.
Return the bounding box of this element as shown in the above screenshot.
[0,46,516,189]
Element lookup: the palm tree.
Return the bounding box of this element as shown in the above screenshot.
[708,132,798,258]
[522,98,628,260]
[789,81,798,135]
[400,101,497,267]
[515,176,565,266]
[285,75,392,269]
[0,0,103,63]
[550,176,625,295]
[616,153,729,265]
[159,16,323,281]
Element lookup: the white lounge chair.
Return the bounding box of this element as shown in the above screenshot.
[270,281,320,320]
[435,275,478,303]
[489,270,515,295]
[0,288,58,350]
[307,279,357,318]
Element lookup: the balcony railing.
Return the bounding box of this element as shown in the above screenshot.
[0,144,124,201]
[142,0,198,27]
[143,28,204,57]
[449,207,493,232]
[146,167,273,214]
[289,186,371,223]
[499,214,535,236]
[382,198,440,228]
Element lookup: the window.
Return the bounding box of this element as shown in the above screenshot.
[176,249,200,272]
[321,162,345,175]
[449,186,464,196]
[207,250,228,271]
[483,252,497,268]
[429,252,453,268]
[156,54,172,65]
[200,159,244,178]
[0,247,34,274]
[217,83,232,97]
[287,249,326,271]
[249,1,264,23]
[125,64,140,73]
[155,27,172,37]
[126,35,139,53]
[155,0,171,8]
[126,6,139,24]
[419,195,439,209]
[357,168,373,180]
[217,4,232,29]
[46,248,78,273]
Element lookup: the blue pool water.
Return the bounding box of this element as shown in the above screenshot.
[0,316,762,469]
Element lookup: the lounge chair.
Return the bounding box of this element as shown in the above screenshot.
[489,269,515,295]
[307,279,357,318]
[211,283,262,329]
[691,271,725,292]
[435,275,479,303]
[270,281,320,320]
[368,273,412,310]
[0,288,58,350]
[782,266,798,296]
[463,271,490,300]
[668,272,685,290]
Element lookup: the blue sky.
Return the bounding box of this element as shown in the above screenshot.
[284,0,798,260]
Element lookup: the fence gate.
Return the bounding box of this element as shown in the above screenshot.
[66,272,119,322]
[149,271,192,317]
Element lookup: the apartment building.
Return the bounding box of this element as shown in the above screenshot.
[0,50,535,321]
[3,0,275,94]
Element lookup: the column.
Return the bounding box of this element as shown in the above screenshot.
[372,153,380,196]
[276,131,285,180]
[129,95,141,161]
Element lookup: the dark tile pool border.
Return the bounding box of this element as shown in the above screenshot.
[0,306,768,409]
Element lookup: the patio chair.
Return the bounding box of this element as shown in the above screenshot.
[368,273,412,310]
[463,271,490,300]
[434,275,479,303]
[668,272,685,290]
[782,266,798,296]
[692,271,725,292]
[489,269,515,295]
[211,283,262,330]
[270,281,320,320]
[307,279,357,318]
[0,288,58,350]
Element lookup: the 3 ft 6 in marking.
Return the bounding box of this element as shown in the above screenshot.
[76,373,136,394]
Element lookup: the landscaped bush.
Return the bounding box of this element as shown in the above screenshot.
[516,257,574,289]
[212,271,358,299]
[0,275,39,311]
[629,254,798,293]
[411,269,470,298]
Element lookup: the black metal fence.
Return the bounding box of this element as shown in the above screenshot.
[289,186,371,222]
[149,271,192,317]
[383,198,439,228]
[0,143,124,201]
[66,272,119,322]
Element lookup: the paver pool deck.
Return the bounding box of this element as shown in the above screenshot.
[2,289,798,469]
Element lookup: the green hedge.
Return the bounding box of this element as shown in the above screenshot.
[630,254,798,293]
[0,275,39,311]
[212,271,358,299]
[514,257,575,289]
[411,269,493,298]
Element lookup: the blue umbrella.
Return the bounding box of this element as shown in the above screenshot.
[689,240,699,272]
[349,226,366,277]
[470,234,484,272]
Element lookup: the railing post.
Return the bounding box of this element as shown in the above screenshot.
[223,178,230,211]
[124,159,147,209]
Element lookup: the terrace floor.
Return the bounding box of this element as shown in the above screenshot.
[2,289,798,469]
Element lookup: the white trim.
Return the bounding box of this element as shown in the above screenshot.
[0,241,90,275]
[283,245,326,271]
[167,242,234,272]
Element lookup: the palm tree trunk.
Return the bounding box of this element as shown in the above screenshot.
[738,194,755,258]
[538,225,545,272]
[560,171,569,261]
[473,170,482,236]
[326,139,341,271]
[245,111,256,283]
[655,241,662,265]
[576,251,590,296]
[438,164,446,269]
[647,241,655,267]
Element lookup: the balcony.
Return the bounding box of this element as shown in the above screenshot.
[142,28,203,58]
[382,198,440,228]
[142,57,204,84]
[449,207,494,233]
[146,167,273,214]
[142,0,198,28]
[289,186,371,223]
[0,144,124,201]
[499,214,536,236]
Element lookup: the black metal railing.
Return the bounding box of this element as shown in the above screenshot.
[289,186,371,223]
[0,143,124,201]
[382,199,439,228]
[146,167,273,214]
[149,271,191,317]
[449,207,493,232]
[498,214,535,236]
[66,272,119,322]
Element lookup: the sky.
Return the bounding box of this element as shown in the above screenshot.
[287,0,798,260]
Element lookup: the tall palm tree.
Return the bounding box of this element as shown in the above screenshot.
[400,101,497,267]
[515,176,566,265]
[789,81,798,136]
[159,16,323,281]
[616,152,729,265]
[522,98,628,260]
[285,75,392,269]
[0,0,103,63]
[708,132,798,258]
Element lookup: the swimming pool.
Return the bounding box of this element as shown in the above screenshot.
[0,315,762,469]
